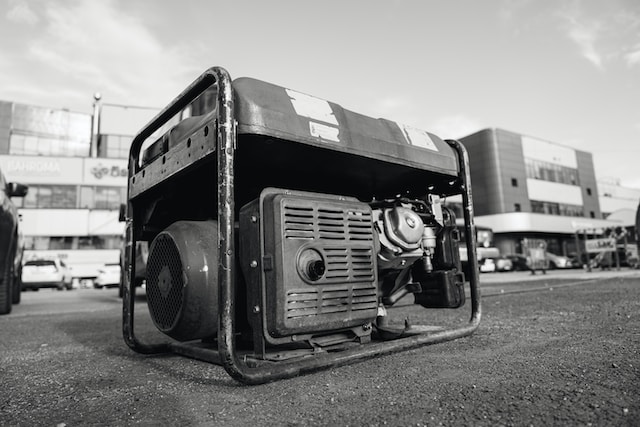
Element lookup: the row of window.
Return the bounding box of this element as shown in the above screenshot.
[24,235,123,251]
[525,158,580,186]
[9,132,132,160]
[530,200,584,217]
[10,132,90,158]
[12,185,126,210]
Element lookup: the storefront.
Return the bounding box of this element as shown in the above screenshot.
[0,154,127,279]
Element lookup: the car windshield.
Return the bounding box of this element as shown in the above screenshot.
[25,260,56,267]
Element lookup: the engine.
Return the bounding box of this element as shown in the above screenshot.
[145,187,465,352]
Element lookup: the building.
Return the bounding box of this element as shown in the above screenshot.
[458,128,623,258]
[0,99,130,279]
[598,177,640,219]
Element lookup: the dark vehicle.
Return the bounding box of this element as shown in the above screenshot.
[0,168,28,314]
[637,200,640,259]
[505,254,530,271]
[122,67,481,384]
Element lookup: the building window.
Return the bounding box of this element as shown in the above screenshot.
[511,178,518,187]
[586,188,592,196]
[8,103,91,157]
[24,235,124,250]
[10,132,90,158]
[21,185,77,208]
[514,203,521,212]
[590,211,595,218]
[524,158,580,186]
[98,134,133,159]
[531,200,584,217]
[79,186,126,209]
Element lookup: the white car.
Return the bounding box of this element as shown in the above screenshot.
[479,258,496,273]
[22,258,73,291]
[546,252,573,269]
[94,263,121,289]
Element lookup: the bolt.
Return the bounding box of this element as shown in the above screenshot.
[250,260,258,268]
[252,305,260,313]
[251,215,258,223]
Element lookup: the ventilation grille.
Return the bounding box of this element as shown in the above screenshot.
[146,234,184,331]
[286,283,378,319]
[322,246,375,283]
[283,204,373,242]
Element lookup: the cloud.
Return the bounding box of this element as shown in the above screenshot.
[25,0,204,107]
[625,44,640,66]
[563,17,604,69]
[6,0,39,25]
[556,2,640,70]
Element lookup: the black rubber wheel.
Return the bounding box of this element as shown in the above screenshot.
[0,249,14,315]
[11,266,21,305]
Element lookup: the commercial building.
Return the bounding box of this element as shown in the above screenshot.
[598,177,640,221]
[458,128,625,258]
[0,99,131,278]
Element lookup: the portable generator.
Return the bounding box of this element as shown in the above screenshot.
[122,67,481,384]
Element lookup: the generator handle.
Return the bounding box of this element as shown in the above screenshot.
[127,67,225,176]
[447,138,482,325]
[123,67,231,355]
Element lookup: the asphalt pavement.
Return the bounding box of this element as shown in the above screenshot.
[1,268,638,426]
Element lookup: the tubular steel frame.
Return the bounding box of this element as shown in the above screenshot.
[123,66,482,385]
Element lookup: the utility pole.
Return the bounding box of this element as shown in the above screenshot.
[90,92,102,158]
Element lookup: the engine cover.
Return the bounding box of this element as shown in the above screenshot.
[240,188,379,344]
[146,220,218,341]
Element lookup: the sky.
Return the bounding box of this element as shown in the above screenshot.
[1,0,639,189]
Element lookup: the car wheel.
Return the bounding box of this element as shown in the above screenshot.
[0,269,12,315]
[11,268,21,305]
[0,242,16,315]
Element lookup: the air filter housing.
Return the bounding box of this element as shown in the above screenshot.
[240,188,379,344]
[146,220,218,341]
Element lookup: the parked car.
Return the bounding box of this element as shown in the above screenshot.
[546,252,573,269]
[505,254,531,271]
[0,168,28,314]
[21,258,73,291]
[94,263,122,289]
[479,257,513,273]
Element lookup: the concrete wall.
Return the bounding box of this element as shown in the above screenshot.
[576,150,601,219]
[460,129,503,216]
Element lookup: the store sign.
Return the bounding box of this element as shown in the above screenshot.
[585,238,616,253]
[0,155,82,184]
[83,158,128,186]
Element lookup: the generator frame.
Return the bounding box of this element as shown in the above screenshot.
[122,67,482,385]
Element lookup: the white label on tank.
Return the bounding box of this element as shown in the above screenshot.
[309,121,340,142]
[398,123,439,151]
[286,89,339,125]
